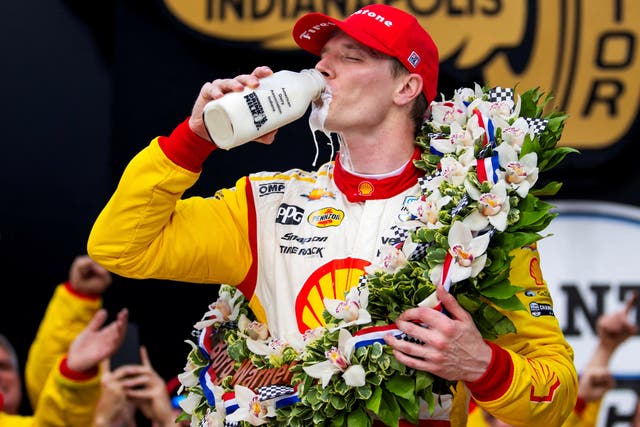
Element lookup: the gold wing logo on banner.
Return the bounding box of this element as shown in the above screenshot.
[163,0,640,150]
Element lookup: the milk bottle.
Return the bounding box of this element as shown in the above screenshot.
[203,69,326,150]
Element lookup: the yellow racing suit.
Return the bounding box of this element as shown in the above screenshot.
[88,119,577,426]
[0,283,103,426]
[467,396,598,427]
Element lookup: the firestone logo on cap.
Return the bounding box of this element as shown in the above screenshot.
[298,21,335,41]
[352,8,394,28]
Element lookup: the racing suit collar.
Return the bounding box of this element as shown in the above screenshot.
[333,147,424,202]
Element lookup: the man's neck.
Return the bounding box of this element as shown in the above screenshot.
[339,130,417,175]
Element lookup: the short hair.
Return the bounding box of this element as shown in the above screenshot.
[0,334,19,372]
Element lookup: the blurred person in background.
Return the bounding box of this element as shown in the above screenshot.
[1,254,128,425]
[468,292,638,427]
[26,254,114,406]
[0,308,128,426]
[0,334,22,415]
[93,345,186,427]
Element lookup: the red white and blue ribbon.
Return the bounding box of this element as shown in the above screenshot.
[440,252,454,292]
[352,324,404,349]
[222,391,239,414]
[273,390,300,409]
[476,155,500,184]
[438,251,455,311]
[199,364,218,406]
[198,325,214,360]
[472,109,495,147]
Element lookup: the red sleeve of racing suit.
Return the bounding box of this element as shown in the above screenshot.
[158,117,216,173]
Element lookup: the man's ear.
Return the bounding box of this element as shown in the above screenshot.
[394,74,423,106]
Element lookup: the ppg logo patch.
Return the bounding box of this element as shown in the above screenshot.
[276,203,304,225]
[408,51,421,68]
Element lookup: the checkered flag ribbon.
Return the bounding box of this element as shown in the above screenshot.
[258,385,295,402]
[390,225,410,245]
[488,86,514,103]
[427,132,448,140]
[357,274,368,289]
[418,176,429,193]
[396,332,425,345]
[524,117,549,135]
[408,242,430,261]
[418,172,440,193]
[450,194,469,216]
[200,420,238,427]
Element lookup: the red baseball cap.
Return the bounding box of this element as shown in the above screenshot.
[292,4,439,103]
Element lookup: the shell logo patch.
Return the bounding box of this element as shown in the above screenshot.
[529,257,545,286]
[357,181,374,196]
[308,207,344,228]
[527,359,561,402]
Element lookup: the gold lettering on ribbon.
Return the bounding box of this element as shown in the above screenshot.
[207,342,295,388]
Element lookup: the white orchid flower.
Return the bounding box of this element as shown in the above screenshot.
[302,327,326,344]
[238,315,278,359]
[282,330,308,353]
[324,286,371,329]
[178,340,201,389]
[463,181,510,231]
[237,314,270,341]
[245,337,279,356]
[431,119,483,155]
[417,290,440,308]
[204,406,226,427]
[440,155,472,187]
[177,367,198,389]
[457,119,485,148]
[424,153,474,193]
[485,93,521,121]
[342,364,366,387]
[429,101,467,130]
[493,116,530,152]
[244,320,270,341]
[430,221,490,285]
[465,114,489,145]
[452,85,480,107]
[365,245,408,275]
[246,337,289,366]
[495,143,539,197]
[430,134,457,155]
[193,287,244,329]
[226,385,275,426]
[210,386,228,425]
[178,391,203,414]
[302,328,365,388]
[401,190,451,230]
[187,386,226,427]
[237,313,251,333]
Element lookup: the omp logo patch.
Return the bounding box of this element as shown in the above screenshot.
[258,182,285,196]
